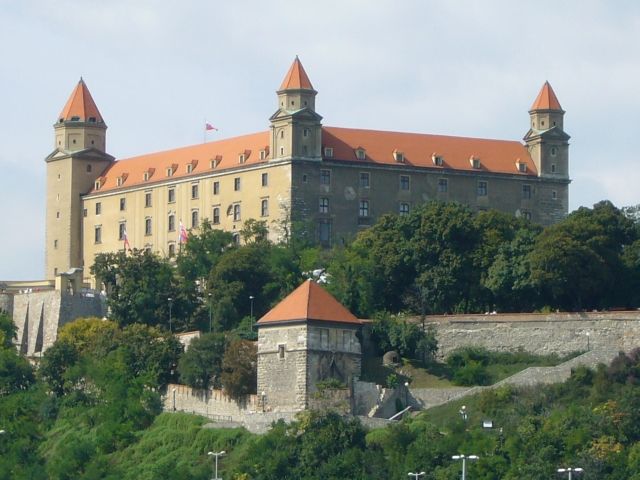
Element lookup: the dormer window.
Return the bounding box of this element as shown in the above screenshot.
[324,147,334,158]
[210,155,222,169]
[70,116,80,121]
[186,164,193,173]
[516,161,528,173]
[143,168,155,181]
[115,173,128,187]
[166,167,174,177]
[260,149,267,160]
[393,150,404,163]
[239,153,246,164]
[88,117,96,123]
[470,156,481,169]
[355,148,366,161]
[432,153,444,166]
[94,180,101,190]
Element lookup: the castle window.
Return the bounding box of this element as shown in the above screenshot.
[318,219,331,246]
[517,162,528,173]
[399,203,410,216]
[400,175,410,191]
[393,150,404,163]
[320,169,331,185]
[359,172,370,188]
[72,139,77,144]
[191,183,199,199]
[280,147,284,155]
[168,214,175,232]
[262,172,268,187]
[71,116,80,121]
[186,164,193,173]
[166,167,174,177]
[88,117,96,123]
[438,178,448,193]
[324,147,334,158]
[234,177,241,191]
[145,218,152,236]
[303,128,309,137]
[303,174,308,183]
[551,146,557,156]
[213,181,220,194]
[212,207,220,224]
[191,210,199,228]
[83,209,87,217]
[94,226,102,244]
[319,197,329,214]
[143,172,149,181]
[261,198,269,217]
[116,176,123,187]
[232,232,240,245]
[168,188,175,203]
[58,174,61,180]
[118,223,126,241]
[359,199,370,218]
[119,198,126,211]
[432,154,444,166]
[168,243,176,258]
[551,164,557,173]
[56,211,60,219]
[239,153,246,164]
[477,181,488,196]
[260,149,267,160]
[91,140,95,145]
[552,190,558,200]
[233,204,241,222]
[145,192,152,208]
[280,130,284,139]
[541,120,545,127]
[54,239,58,249]
[278,344,285,359]
[522,184,532,199]
[355,148,366,161]
[94,180,101,190]
[95,202,101,215]
[86,164,92,173]
[470,156,481,169]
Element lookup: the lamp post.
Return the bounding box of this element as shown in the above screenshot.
[408,472,425,479]
[208,292,213,333]
[459,405,468,422]
[208,450,225,480]
[586,331,590,351]
[168,297,173,332]
[558,467,584,479]
[452,454,479,480]
[172,388,176,412]
[249,295,254,333]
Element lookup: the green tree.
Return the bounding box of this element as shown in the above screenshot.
[0,311,16,348]
[220,339,257,398]
[177,333,226,389]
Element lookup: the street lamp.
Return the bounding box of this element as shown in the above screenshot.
[558,467,584,479]
[586,331,590,351]
[168,297,173,332]
[408,472,425,479]
[208,450,225,480]
[452,454,479,480]
[208,292,213,333]
[459,405,468,422]
[249,295,254,333]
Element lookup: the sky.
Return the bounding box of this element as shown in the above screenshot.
[1,0,639,280]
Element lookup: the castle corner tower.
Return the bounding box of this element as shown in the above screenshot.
[270,57,323,162]
[45,79,114,280]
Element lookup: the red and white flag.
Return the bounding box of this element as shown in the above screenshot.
[205,123,218,131]
[178,221,188,244]
[123,229,131,250]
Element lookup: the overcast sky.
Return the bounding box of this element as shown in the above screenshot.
[1,0,639,280]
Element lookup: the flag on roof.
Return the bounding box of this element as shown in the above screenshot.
[205,123,218,131]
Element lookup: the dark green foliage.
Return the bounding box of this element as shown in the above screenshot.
[0,310,17,348]
[177,332,226,389]
[220,339,257,398]
[370,312,438,362]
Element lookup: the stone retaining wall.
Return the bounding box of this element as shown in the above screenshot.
[165,384,259,420]
[425,311,640,358]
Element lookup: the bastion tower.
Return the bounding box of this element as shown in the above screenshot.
[45,79,113,279]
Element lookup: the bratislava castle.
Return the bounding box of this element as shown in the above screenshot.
[45,57,570,284]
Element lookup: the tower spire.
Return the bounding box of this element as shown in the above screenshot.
[530,81,563,112]
[279,56,315,92]
[58,78,105,124]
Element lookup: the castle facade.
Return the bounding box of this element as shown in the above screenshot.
[45,58,570,283]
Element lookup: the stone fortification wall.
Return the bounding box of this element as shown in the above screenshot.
[165,384,259,420]
[10,289,105,355]
[425,311,640,358]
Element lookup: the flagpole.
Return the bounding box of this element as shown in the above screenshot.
[203,118,206,144]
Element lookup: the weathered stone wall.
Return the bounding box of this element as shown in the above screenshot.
[9,289,105,355]
[425,311,640,358]
[257,324,308,411]
[165,384,258,420]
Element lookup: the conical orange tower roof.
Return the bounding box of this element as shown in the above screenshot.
[530,81,563,111]
[279,56,315,91]
[58,78,104,123]
[258,279,361,325]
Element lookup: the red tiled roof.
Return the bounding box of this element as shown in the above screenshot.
[88,124,536,194]
[279,56,314,91]
[59,78,104,123]
[322,126,537,175]
[530,81,563,111]
[258,280,361,325]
